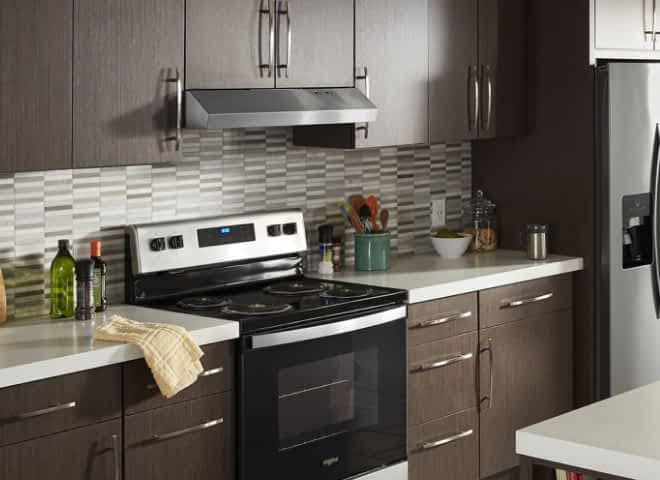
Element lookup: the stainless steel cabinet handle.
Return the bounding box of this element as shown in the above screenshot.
[258,0,275,77]
[479,338,493,409]
[421,429,473,451]
[501,292,553,309]
[152,418,223,442]
[165,69,182,151]
[482,65,493,131]
[277,1,292,78]
[467,66,479,131]
[1,401,77,423]
[654,0,658,47]
[199,366,224,377]
[411,310,472,329]
[412,352,473,373]
[111,434,121,480]
[356,67,370,99]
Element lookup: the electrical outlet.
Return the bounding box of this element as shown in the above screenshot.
[431,198,447,228]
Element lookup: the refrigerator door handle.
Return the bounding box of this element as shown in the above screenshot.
[651,124,660,318]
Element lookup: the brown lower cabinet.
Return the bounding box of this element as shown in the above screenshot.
[0,419,121,480]
[124,391,234,480]
[408,409,479,480]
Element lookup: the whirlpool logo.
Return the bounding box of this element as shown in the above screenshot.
[322,456,340,467]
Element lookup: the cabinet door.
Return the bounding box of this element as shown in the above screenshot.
[429,0,479,143]
[594,0,653,51]
[0,0,72,173]
[479,311,573,478]
[125,393,234,480]
[0,420,121,480]
[186,0,274,89]
[275,0,354,88]
[74,0,184,168]
[478,0,526,139]
[355,0,429,147]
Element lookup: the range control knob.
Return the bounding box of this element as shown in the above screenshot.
[282,222,298,235]
[168,235,184,249]
[149,237,166,252]
[267,224,282,237]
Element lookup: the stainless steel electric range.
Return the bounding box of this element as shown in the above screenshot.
[126,210,408,480]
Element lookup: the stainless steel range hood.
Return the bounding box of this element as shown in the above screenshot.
[185,88,378,130]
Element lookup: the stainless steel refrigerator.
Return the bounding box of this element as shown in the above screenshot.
[597,62,660,397]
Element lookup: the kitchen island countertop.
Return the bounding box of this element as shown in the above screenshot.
[310,249,584,303]
[0,305,238,389]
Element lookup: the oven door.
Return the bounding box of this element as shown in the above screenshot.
[240,306,407,480]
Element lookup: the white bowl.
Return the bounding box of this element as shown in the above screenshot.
[431,233,473,259]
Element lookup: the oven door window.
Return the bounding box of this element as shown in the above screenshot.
[240,316,406,480]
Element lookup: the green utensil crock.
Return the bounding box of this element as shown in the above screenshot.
[354,232,391,271]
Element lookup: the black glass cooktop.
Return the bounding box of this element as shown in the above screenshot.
[155,277,406,335]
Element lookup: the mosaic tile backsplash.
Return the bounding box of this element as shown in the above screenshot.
[0,128,471,321]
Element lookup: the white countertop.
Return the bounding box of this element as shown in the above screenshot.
[517,381,660,480]
[0,305,239,389]
[311,250,584,303]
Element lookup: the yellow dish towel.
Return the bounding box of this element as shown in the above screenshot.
[93,315,204,399]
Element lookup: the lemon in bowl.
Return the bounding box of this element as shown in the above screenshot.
[431,229,473,259]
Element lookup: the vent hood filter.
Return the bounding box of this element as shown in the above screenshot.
[185,88,378,130]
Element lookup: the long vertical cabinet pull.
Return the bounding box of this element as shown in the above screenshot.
[165,69,182,151]
[259,0,275,77]
[654,0,658,48]
[651,125,660,318]
[277,1,292,78]
[467,66,479,132]
[479,338,494,408]
[111,434,121,480]
[481,65,493,132]
[356,67,370,140]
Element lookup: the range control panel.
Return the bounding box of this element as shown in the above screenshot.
[128,210,307,274]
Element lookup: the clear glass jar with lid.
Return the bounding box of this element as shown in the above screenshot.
[465,190,498,252]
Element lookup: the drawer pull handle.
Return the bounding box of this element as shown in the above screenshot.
[111,434,121,480]
[421,428,474,451]
[147,366,223,390]
[412,311,472,329]
[2,401,77,423]
[152,418,224,442]
[413,352,473,372]
[501,292,553,309]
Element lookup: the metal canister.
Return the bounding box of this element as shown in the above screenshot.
[526,224,548,260]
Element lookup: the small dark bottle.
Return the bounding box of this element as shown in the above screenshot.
[75,259,95,321]
[90,240,108,312]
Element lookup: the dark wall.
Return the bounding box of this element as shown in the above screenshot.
[472,0,595,406]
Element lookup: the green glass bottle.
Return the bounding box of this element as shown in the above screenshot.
[50,239,76,318]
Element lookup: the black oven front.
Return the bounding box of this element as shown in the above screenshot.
[239,305,407,480]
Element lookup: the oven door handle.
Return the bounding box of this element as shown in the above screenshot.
[248,306,407,349]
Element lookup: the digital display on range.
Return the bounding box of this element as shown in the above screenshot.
[198,223,256,247]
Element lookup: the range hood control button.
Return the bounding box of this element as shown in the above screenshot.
[283,223,297,235]
[168,235,184,249]
[267,225,282,237]
[150,237,166,252]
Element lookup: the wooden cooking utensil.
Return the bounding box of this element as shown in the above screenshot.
[351,195,366,214]
[367,196,379,225]
[380,209,390,231]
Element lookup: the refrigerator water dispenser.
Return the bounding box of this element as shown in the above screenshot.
[622,193,652,269]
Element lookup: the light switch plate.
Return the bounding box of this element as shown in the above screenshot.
[431,198,447,228]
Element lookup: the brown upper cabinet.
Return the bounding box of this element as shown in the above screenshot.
[293,0,429,149]
[590,0,660,63]
[429,0,527,143]
[0,0,73,173]
[73,0,185,168]
[186,0,354,90]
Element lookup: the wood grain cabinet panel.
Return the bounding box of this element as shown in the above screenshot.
[479,309,573,478]
[0,366,121,447]
[408,409,479,480]
[125,392,235,480]
[479,274,573,329]
[408,332,478,426]
[0,0,72,173]
[0,420,121,480]
[408,293,478,346]
[73,0,184,168]
[124,341,235,415]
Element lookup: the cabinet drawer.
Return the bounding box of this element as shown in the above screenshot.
[408,332,478,426]
[408,293,477,346]
[124,340,235,414]
[125,392,234,480]
[0,366,121,447]
[479,274,573,328]
[408,409,478,480]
